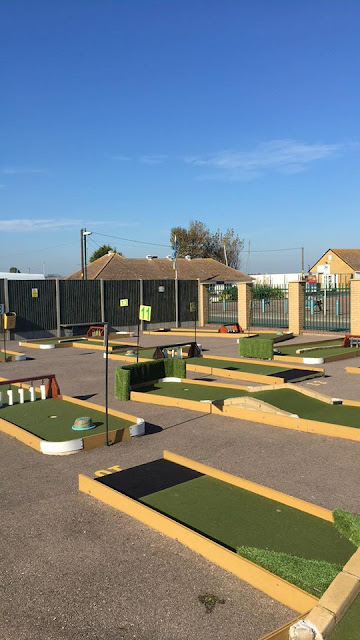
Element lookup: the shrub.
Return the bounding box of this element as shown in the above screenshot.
[237,546,341,597]
[333,510,360,547]
[114,358,186,400]
[238,337,274,360]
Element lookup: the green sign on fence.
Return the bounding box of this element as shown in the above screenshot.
[139,305,152,322]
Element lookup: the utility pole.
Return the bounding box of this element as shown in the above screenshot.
[301,246,304,278]
[80,228,85,279]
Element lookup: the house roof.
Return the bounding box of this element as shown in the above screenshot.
[66,254,251,283]
[310,249,360,272]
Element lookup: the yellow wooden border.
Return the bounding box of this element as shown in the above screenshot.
[274,350,360,364]
[0,416,42,451]
[0,348,26,361]
[201,354,323,372]
[163,450,333,521]
[78,473,317,613]
[346,366,360,375]
[187,363,285,385]
[130,390,212,413]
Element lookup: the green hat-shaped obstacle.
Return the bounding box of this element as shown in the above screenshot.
[71,416,96,431]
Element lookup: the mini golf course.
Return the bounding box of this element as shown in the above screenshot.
[145,328,294,342]
[79,452,357,610]
[133,382,360,429]
[187,355,323,383]
[0,375,144,454]
[274,338,360,363]
[18,336,132,353]
[0,348,26,362]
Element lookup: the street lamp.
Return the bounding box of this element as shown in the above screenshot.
[81,229,92,280]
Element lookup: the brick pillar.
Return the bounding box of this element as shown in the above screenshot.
[237,282,252,330]
[350,280,360,334]
[198,283,209,327]
[288,281,305,335]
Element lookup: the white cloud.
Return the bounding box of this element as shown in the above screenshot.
[0,218,81,232]
[183,139,343,181]
[139,154,168,165]
[1,167,46,175]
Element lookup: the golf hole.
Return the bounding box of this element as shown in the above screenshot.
[48,415,57,419]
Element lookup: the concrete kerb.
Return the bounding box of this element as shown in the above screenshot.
[289,548,360,640]
[78,451,320,613]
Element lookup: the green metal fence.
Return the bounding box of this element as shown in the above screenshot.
[207,284,238,324]
[250,284,289,328]
[304,283,350,332]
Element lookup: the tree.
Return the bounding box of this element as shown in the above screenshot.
[89,245,123,263]
[9,267,20,273]
[170,220,244,270]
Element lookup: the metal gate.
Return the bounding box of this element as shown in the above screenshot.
[207,284,238,324]
[250,285,289,328]
[304,282,350,332]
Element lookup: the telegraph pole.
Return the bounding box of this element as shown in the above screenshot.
[301,246,304,278]
[80,228,85,279]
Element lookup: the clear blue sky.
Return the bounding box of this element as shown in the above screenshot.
[1,1,359,275]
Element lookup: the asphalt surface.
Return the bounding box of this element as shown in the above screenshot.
[1,332,359,640]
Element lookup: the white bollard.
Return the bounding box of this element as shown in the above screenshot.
[171,349,175,358]
[177,347,182,359]
[29,386,35,402]
[7,389,13,406]
[0,391,2,407]
[18,388,25,404]
[40,384,46,400]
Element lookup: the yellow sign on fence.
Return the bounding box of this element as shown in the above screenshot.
[120,298,129,307]
[139,305,152,322]
[32,288,38,298]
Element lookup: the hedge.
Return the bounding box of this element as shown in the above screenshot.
[238,337,274,360]
[114,358,186,401]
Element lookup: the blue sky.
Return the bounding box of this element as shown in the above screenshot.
[1,1,359,275]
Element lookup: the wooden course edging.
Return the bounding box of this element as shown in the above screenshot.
[78,471,317,613]
[345,366,360,375]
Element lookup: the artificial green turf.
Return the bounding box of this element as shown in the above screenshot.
[188,356,290,375]
[276,339,360,359]
[0,351,6,361]
[0,386,132,441]
[329,595,360,640]
[139,382,360,428]
[252,388,360,428]
[140,476,355,567]
[333,510,360,547]
[236,547,341,597]
[140,381,248,402]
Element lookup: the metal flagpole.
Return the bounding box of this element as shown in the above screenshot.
[104,323,110,446]
[173,235,179,328]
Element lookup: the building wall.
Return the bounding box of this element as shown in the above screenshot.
[311,252,353,276]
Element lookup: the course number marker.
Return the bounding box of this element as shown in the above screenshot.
[120,299,129,307]
[139,305,151,322]
[94,465,122,477]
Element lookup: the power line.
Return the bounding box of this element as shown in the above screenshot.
[239,247,302,253]
[91,231,172,249]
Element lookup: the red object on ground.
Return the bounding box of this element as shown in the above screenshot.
[218,323,242,334]
[342,333,360,347]
[86,326,105,338]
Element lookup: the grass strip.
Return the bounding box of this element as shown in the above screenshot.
[236,546,341,597]
[333,510,360,547]
[276,339,360,359]
[188,357,288,375]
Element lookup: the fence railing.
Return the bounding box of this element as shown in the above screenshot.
[250,285,289,328]
[304,283,350,332]
[1,278,198,336]
[207,284,238,324]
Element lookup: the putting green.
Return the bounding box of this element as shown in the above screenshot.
[0,385,132,441]
[139,382,360,428]
[189,356,301,376]
[276,339,360,359]
[329,594,359,639]
[141,475,355,579]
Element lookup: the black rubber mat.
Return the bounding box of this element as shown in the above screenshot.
[95,458,203,499]
[268,368,323,382]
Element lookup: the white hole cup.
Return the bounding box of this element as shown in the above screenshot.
[40,384,46,400]
[7,389,13,406]
[29,386,35,402]
[18,388,25,404]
